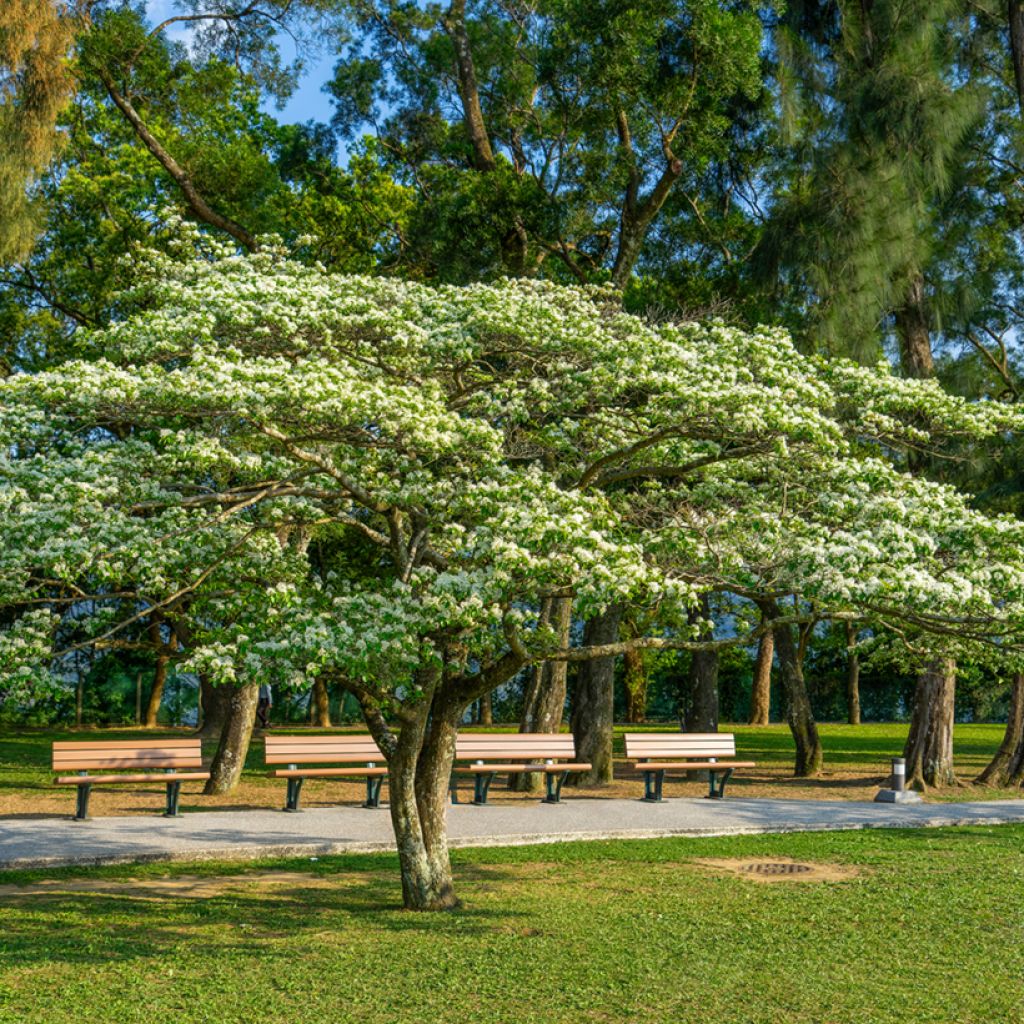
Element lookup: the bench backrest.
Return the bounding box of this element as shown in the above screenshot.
[624,732,737,761]
[264,734,385,766]
[455,733,578,762]
[53,739,204,773]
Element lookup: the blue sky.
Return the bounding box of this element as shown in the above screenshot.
[145,1,337,126]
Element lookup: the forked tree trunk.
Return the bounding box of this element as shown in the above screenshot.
[903,658,957,790]
[364,669,463,911]
[568,605,623,786]
[749,631,773,725]
[204,681,259,794]
[845,621,861,726]
[765,604,823,777]
[511,597,571,792]
[977,672,1024,787]
[196,675,232,738]
[312,676,332,728]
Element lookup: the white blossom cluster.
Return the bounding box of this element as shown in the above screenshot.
[3,243,1024,698]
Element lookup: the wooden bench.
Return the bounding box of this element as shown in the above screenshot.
[451,733,591,805]
[624,732,755,801]
[53,739,210,820]
[265,734,388,811]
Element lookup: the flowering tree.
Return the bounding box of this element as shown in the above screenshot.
[3,240,1024,909]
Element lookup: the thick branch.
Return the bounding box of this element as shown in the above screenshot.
[96,70,257,251]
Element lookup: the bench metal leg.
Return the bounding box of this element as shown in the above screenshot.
[449,775,459,804]
[543,771,569,804]
[707,768,734,800]
[73,782,92,821]
[284,777,304,812]
[164,781,183,817]
[472,772,496,805]
[364,776,384,809]
[642,769,666,803]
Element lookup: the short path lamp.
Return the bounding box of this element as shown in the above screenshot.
[874,757,922,803]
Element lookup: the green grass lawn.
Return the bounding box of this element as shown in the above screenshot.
[0,826,1020,1023]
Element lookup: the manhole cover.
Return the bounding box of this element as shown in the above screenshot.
[741,861,814,876]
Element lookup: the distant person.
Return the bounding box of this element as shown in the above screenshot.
[257,683,273,729]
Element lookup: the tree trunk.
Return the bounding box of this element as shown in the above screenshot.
[204,681,258,794]
[144,654,168,729]
[683,595,719,733]
[895,273,935,379]
[766,604,823,777]
[845,621,861,726]
[312,676,332,728]
[903,658,958,790]
[511,597,571,791]
[622,647,649,724]
[477,692,493,725]
[1011,0,1024,117]
[977,672,1024,787]
[749,631,773,725]
[196,674,232,739]
[366,668,462,911]
[568,605,624,786]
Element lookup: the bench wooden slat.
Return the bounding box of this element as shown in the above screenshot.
[272,767,389,778]
[632,761,756,771]
[53,739,200,750]
[264,734,385,765]
[456,762,592,774]
[455,734,578,760]
[55,772,210,785]
[53,739,204,772]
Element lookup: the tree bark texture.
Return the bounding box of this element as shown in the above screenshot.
[98,71,257,251]
[895,273,935,379]
[622,646,649,724]
[767,604,823,777]
[511,597,571,791]
[312,675,332,728]
[476,692,493,725]
[204,681,258,794]
[1011,1,1024,117]
[568,605,624,786]
[196,674,232,738]
[977,672,1024,787]
[748,631,773,725]
[845,621,861,726]
[683,595,719,733]
[903,658,957,789]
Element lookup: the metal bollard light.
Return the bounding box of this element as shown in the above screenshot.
[875,755,920,803]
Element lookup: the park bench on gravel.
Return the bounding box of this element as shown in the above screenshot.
[53,739,210,821]
[265,734,388,811]
[624,732,755,801]
[451,733,591,805]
